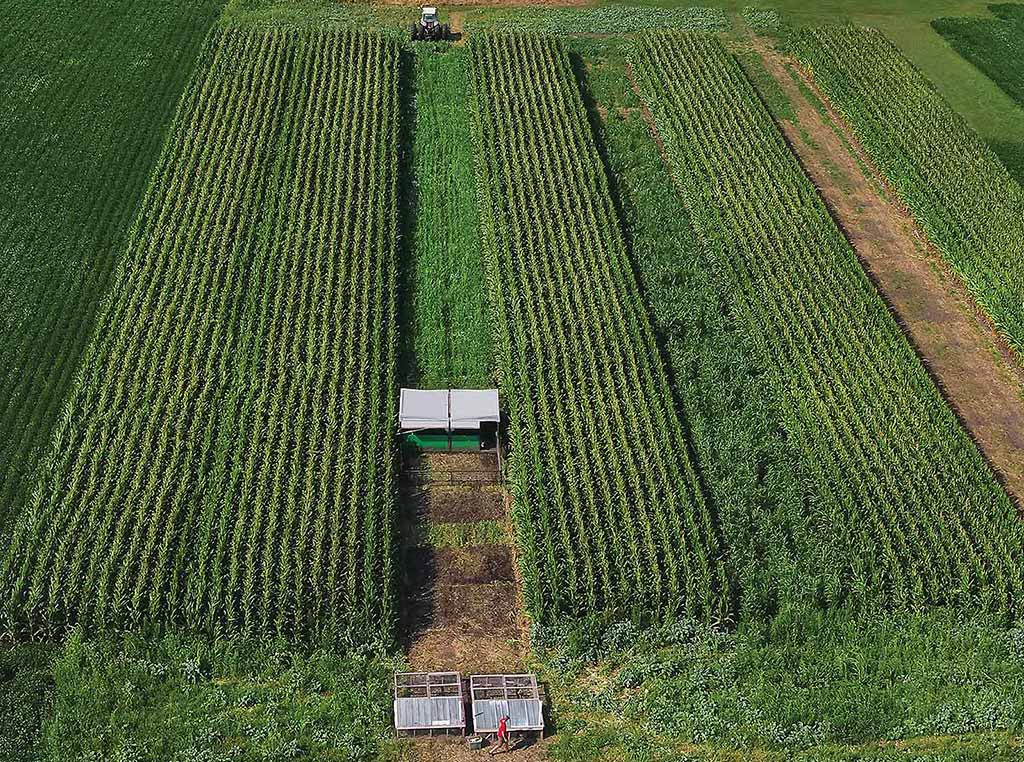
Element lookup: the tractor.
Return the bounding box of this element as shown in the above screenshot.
[411,6,450,41]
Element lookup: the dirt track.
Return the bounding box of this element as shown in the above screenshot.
[401,452,529,675]
[751,38,1024,508]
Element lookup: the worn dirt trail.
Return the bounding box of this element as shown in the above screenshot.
[399,452,548,760]
[402,452,526,674]
[751,39,1024,507]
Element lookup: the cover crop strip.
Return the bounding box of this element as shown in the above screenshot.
[576,56,811,618]
[632,32,1024,614]
[468,32,730,624]
[409,47,492,389]
[0,0,221,528]
[0,28,401,644]
[794,26,1024,355]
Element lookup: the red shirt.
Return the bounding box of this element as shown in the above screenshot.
[498,717,508,738]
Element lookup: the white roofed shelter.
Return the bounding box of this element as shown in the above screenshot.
[450,389,500,430]
[399,388,500,452]
[394,672,466,736]
[398,388,449,431]
[470,674,544,734]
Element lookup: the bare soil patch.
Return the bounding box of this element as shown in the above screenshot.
[427,451,500,472]
[433,582,519,631]
[401,450,530,680]
[751,38,1024,507]
[427,489,506,522]
[406,545,514,585]
[406,627,524,675]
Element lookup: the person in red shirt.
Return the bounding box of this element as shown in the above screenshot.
[489,714,511,755]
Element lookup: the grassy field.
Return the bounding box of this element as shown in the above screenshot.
[2,636,401,761]
[407,47,492,389]
[933,4,1024,106]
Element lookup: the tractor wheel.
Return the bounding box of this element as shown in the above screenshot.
[410,23,419,41]
[442,24,451,39]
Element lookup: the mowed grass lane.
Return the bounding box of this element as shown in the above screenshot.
[408,46,492,389]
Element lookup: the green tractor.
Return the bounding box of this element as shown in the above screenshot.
[411,6,450,41]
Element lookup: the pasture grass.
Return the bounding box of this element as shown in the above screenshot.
[0,644,51,762]
[932,5,1024,176]
[404,519,508,548]
[3,633,402,762]
[934,4,1024,105]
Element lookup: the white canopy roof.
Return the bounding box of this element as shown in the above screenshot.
[399,389,448,430]
[399,388,499,432]
[451,389,500,429]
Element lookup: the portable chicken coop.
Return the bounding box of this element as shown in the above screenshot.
[394,672,466,736]
[470,674,544,734]
[399,388,499,451]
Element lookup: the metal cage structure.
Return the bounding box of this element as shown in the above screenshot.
[470,674,545,734]
[394,672,466,736]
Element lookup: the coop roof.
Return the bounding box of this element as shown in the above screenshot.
[399,388,448,430]
[450,389,500,429]
[399,389,499,431]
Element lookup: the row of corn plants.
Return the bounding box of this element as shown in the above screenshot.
[409,46,493,389]
[467,31,731,625]
[0,28,402,645]
[793,26,1024,354]
[631,31,1024,615]
[0,0,221,531]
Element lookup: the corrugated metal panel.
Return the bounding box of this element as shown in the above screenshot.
[394,697,464,730]
[472,699,544,732]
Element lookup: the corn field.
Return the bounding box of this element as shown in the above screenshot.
[468,32,731,625]
[632,31,1024,614]
[0,28,401,644]
[794,26,1024,355]
[0,0,221,528]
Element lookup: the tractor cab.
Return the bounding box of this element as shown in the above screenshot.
[412,6,450,41]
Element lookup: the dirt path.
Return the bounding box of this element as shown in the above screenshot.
[402,452,527,674]
[750,39,1024,507]
[398,452,549,760]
